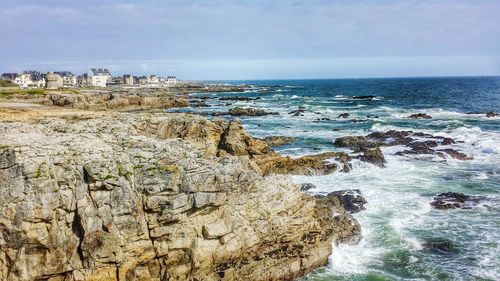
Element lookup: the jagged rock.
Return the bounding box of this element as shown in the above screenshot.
[0,111,362,281]
[319,189,367,214]
[213,107,278,117]
[218,119,270,156]
[334,130,468,163]
[261,136,294,146]
[439,149,473,160]
[359,147,386,167]
[430,192,485,210]
[408,113,432,119]
[300,183,316,191]
[486,112,498,117]
[337,113,350,118]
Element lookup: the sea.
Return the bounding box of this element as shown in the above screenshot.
[175,77,500,281]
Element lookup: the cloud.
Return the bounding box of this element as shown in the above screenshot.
[1,0,499,78]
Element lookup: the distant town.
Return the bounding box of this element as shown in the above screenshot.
[0,68,177,89]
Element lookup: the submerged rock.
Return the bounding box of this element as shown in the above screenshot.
[408,113,432,119]
[486,112,499,118]
[423,240,459,254]
[262,136,295,147]
[351,95,377,100]
[430,192,485,210]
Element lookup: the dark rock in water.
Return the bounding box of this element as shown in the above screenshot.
[332,128,340,131]
[300,183,316,191]
[219,96,261,101]
[408,113,432,119]
[430,192,484,210]
[486,111,499,117]
[351,95,376,100]
[333,136,370,151]
[321,117,331,121]
[349,119,369,123]
[338,113,350,119]
[212,107,279,117]
[423,240,459,254]
[262,136,294,147]
[325,189,367,214]
[366,115,379,118]
[441,137,455,145]
[439,149,473,160]
[359,147,386,167]
[289,107,306,117]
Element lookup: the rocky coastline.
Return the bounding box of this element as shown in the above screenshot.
[0,87,363,281]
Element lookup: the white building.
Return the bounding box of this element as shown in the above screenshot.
[14,73,33,88]
[166,76,177,86]
[147,75,159,87]
[90,68,112,87]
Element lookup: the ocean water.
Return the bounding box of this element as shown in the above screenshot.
[181,77,500,280]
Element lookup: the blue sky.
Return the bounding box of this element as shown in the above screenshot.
[1,0,499,79]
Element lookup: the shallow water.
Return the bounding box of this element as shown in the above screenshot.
[178,77,500,280]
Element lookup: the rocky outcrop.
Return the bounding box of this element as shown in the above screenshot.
[219,97,261,101]
[261,136,294,147]
[212,107,279,117]
[334,130,471,162]
[0,112,362,281]
[316,190,367,214]
[408,113,432,119]
[46,89,188,110]
[358,147,386,167]
[430,192,485,210]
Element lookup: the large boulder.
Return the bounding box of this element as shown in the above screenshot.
[359,147,386,167]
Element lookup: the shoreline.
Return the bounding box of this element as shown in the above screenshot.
[0,85,363,280]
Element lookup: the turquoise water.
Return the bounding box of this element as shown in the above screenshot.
[182,77,500,280]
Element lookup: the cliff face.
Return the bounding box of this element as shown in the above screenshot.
[0,112,360,281]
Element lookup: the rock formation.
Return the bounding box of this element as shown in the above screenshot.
[0,112,362,281]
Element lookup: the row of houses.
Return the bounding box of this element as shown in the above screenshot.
[1,69,177,89]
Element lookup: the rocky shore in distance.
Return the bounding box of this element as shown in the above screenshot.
[0,87,364,281]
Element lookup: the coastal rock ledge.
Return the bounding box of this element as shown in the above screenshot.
[0,112,360,281]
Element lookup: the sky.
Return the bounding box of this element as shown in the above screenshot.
[1,0,500,80]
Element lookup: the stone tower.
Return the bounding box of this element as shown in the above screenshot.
[45,72,59,90]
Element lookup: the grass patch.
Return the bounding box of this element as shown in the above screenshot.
[0,80,17,87]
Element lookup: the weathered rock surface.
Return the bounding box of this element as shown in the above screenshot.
[430,192,485,210]
[261,136,295,147]
[358,147,386,167]
[316,189,367,214]
[0,112,362,281]
[46,89,188,110]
